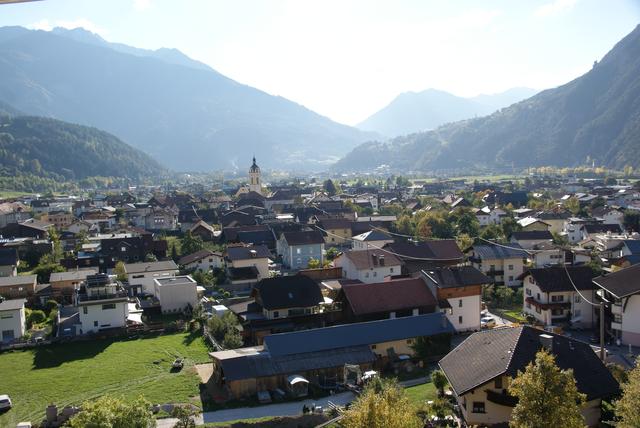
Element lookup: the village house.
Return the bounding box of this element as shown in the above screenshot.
[439,326,619,427]
[535,210,571,234]
[76,273,129,335]
[334,249,402,283]
[519,266,596,328]
[0,297,26,343]
[337,276,437,323]
[225,244,270,285]
[593,264,640,345]
[385,240,464,274]
[317,218,352,246]
[467,242,527,287]
[41,210,75,230]
[179,249,224,272]
[124,260,179,295]
[209,312,453,400]
[49,268,99,302]
[351,229,394,251]
[422,266,489,332]
[0,275,37,299]
[517,217,551,232]
[510,230,554,250]
[0,201,31,228]
[189,220,218,241]
[276,230,325,270]
[153,275,198,314]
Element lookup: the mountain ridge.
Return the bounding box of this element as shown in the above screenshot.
[336,24,640,172]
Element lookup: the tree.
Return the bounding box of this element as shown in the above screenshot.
[479,224,503,241]
[180,231,204,256]
[342,378,421,428]
[494,286,515,307]
[509,350,586,428]
[323,179,337,196]
[171,405,196,428]
[430,369,448,397]
[307,258,321,269]
[114,261,127,282]
[564,197,581,216]
[615,356,640,427]
[501,216,522,239]
[32,258,65,284]
[222,330,243,349]
[144,253,158,262]
[26,309,46,328]
[68,395,154,428]
[624,210,640,232]
[326,247,339,260]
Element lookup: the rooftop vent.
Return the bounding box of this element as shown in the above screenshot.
[539,333,553,352]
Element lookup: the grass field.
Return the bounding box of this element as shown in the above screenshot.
[0,332,210,426]
[405,382,437,406]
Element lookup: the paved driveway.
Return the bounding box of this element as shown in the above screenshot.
[156,391,355,427]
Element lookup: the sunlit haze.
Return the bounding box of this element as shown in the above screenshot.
[1,0,639,124]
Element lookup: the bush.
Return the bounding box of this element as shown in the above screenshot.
[222,331,243,349]
[44,299,59,315]
[27,309,46,328]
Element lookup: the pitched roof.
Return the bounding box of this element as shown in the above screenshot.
[423,266,492,288]
[439,326,619,400]
[385,240,463,261]
[226,244,271,261]
[511,230,553,241]
[472,243,528,260]
[264,312,453,357]
[593,263,640,298]
[582,223,623,234]
[341,249,402,270]
[519,266,595,293]
[281,230,325,246]
[253,275,323,310]
[0,275,36,287]
[178,249,220,266]
[318,218,351,230]
[352,230,393,242]
[0,247,18,266]
[189,220,215,234]
[49,268,99,283]
[341,277,437,316]
[622,240,640,255]
[222,225,270,242]
[123,260,178,274]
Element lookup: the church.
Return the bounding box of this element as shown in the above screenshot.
[235,157,263,197]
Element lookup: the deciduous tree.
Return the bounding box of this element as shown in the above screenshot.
[509,350,585,428]
[615,356,640,427]
[68,395,154,428]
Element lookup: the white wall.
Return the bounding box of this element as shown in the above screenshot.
[621,295,640,345]
[187,255,224,272]
[79,300,128,334]
[155,280,198,314]
[0,307,25,342]
[230,258,269,281]
[335,255,400,283]
[128,269,177,294]
[445,295,481,332]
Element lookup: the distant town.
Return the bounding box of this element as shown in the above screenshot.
[0,157,638,427]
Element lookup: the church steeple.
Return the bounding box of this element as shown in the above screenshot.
[248,156,261,194]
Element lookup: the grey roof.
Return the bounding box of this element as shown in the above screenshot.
[0,275,36,287]
[593,263,640,298]
[178,249,220,266]
[264,312,453,357]
[155,275,196,286]
[511,230,553,241]
[281,231,325,246]
[423,266,492,288]
[49,269,99,283]
[0,298,26,311]
[518,266,595,293]
[341,249,402,270]
[226,245,271,261]
[622,240,640,255]
[439,326,619,401]
[253,276,323,310]
[0,248,18,266]
[352,230,393,242]
[123,260,178,274]
[472,243,528,260]
[216,345,375,381]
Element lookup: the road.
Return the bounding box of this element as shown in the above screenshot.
[156,391,355,428]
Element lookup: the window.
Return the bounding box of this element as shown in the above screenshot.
[508,264,514,270]
[390,267,394,273]
[614,314,622,323]
[121,247,127,252]
[551,295,564,302]
[371,344,377,349]
[495,377,503,389]
[373,272,377,277]
[458,315,463,324]
[472,402,485,413]
[529,277,534,284]
[273,311,279,318]
[102,303,116,310]
[574,295,581,303]
[526,288,532,296]
[0,314,13,319]
[365,272,369,278]
[552,309,563,316]
[406,339,413,345]
[509,276,514,281]
[83,306,88,315]
[526,302,531,309]
[94,321,98,327]
[535,306,541,314]
[296,248,301,254]
[536,293,540,300]
[490,264,495,271]
[574,309,581,317]
[459,299,463,307]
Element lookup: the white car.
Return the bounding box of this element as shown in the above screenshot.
[0,394,12,410]
[481,316,496,329]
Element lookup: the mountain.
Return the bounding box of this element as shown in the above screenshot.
[0,113,164,180]
[357,87,537,137]
[336,24,640,172]
[0,26,375,171]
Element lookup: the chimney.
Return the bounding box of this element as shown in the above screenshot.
[379,255,385,266]
[250,249,257,258]
[539,334,553,352]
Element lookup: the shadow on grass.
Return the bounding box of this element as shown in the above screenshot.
[182,330,202,346]
[32,339,112,369]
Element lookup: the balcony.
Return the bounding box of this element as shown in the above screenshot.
[611,321,622,331]
[485,389,518,407]
[611,304,622,315]
[525,297,570,311]
[486,269,505,277]
[77,290,129,303]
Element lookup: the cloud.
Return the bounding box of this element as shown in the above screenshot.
[535,0,579,18]
[28,18,108,36]
[133,0,152,11]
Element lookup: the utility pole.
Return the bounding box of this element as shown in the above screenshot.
[600,300,605,362]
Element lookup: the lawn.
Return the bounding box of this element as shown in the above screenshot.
[0,332,210,427]
[405,382,437,406]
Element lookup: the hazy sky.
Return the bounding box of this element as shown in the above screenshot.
[1,0,639,125]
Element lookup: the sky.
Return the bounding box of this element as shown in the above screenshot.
[1,0,639,125]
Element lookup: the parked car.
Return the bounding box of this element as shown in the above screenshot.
[0,394,12,410]
[481,316,496,329]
